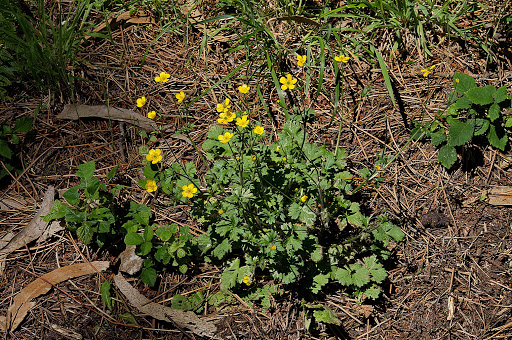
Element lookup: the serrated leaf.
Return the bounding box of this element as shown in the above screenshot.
[179,264,188,274]
[430,130,446,146]
[311,273,329,294]
[212,238,231,259]
[140,267,157,286]
[351,263,370,287]
[451,95,472,110]
[312,306,341,326]
[288,202,301,220]
[63,187,80,205]
[364,256,387,283]
[155,226,173,241]
[139,241,152,256]
[76,161,95,181]
[505,116,512,128]
[124,232,144,245]
[13,116,33,132]
[453,73,476,94]
[363,286,381,300]
[474,119,490,136]
[77,224,93,244]
[438,144,457,168]
[221,259,240,289]
[176,247,187,258]
[333,267,352,286]
[488,124,508,151]
[487,103,501,122]
[100,281,113,310]
[448,120,473,146]
[494,86,508,103]
[42,200,67,221]
[466,85,495,105]
[311,246,323,262]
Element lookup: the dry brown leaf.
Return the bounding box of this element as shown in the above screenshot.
[0,186,54,255]
[5,261,109,332]
[488,186,512,206]
[114,273,216,338]
[118,245,143,275]
[57,104,165,132]
[0,197,26,210]
[87,10,156,41]
[180,3,229,42]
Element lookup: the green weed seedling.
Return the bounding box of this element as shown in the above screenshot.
[412,73,512,169]
[0,116,33,182]
[43,161,123,247]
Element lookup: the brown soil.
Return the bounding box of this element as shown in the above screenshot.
[1,1,512,339]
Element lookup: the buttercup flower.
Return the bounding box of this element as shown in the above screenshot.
[243,275,252,286]
[217,99,231,113]
[218,209,224,215]
[176,91,186,103]
[251,155,257,161]
[270,244,277,251]
[335,54,350,63]
[238,84,250,94]
[182,183,198,198]
[145,180,157,193]
[146,149,162,164]
[236,115,249,127]
[276,146,280,152]
[282,157,287,162]
[136,96,147,107]
[154,72,170,83]
[455,78,460,83]
[253,125,264,135]
[280,74,297,90]
[297,55,307,67]
[148,111,156,119]
[218,132,233,143]
[301,195,308,203]
[421,65,435,77]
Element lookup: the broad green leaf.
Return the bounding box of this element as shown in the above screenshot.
[42,200,67,221]
[451,96,472,110]
[106,165,118,180]
[488,124,508,151]
[212,238,231,259]
[100,281,113,310]
[474,119,490,136]
[453,73,476,94]
[363,286,381,300]
[221,258,240,289]
[448,120,473,146]
[505,116,512,128]
[142,163,158,180]
[154,245,171,264]
[176,247,187,258]
[438,144,457,168]
[312,306,341,326]
[139,241,152,256]
[77,224,93,244]
[364,256,387,283]
[13,116,33,132]
[86,176,100,195]
[333,267,352,286]
[465,85,495,105]
[487,103,501,122]
[143,225,153,241]
[0,140,12,159]
[430,130,446,146]
[140,267,157,286]
[155,226,174,241]
[76,161,95,181]
[311,246,323,262]
[288,202,301,220]
[351,263,370,287]
[494,86,508,103]
[179,264,188,274]
[124,232,144,245]
[63,187,80,205]
[311,273,330,294]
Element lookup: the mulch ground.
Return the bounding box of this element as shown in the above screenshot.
[1,1,512,339]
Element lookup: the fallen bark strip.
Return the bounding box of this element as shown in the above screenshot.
[114,273,217,338]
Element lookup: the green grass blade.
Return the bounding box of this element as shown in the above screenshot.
[372,46,396,107]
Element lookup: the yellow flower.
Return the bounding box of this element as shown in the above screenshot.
[176,91,186,103]
[236,115,249,128]
[238,84,250,94]
[276,146,280,152]
[297,55,307,67]
[335,54,350,63]
[375,165,382,171]
[236,156,240,160]
[218,109,236,124]
[182,183,198,198]
[218,132,233,143]
[148,111,156,119]
[455,78,460,83]
[253,125,264,135]
[146,149,162,164]
[243,275,251,286]
[218,209,224,215]
[279,74,297,90]
[421,65,435,77]
[251,155,256,161]
[216,99,231,113]
[282,157,287,162]
[270,244,277,251]
[301,195,308,203]
[154,71,170,83]
[136,96,147,107]
[145,180,157,193]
